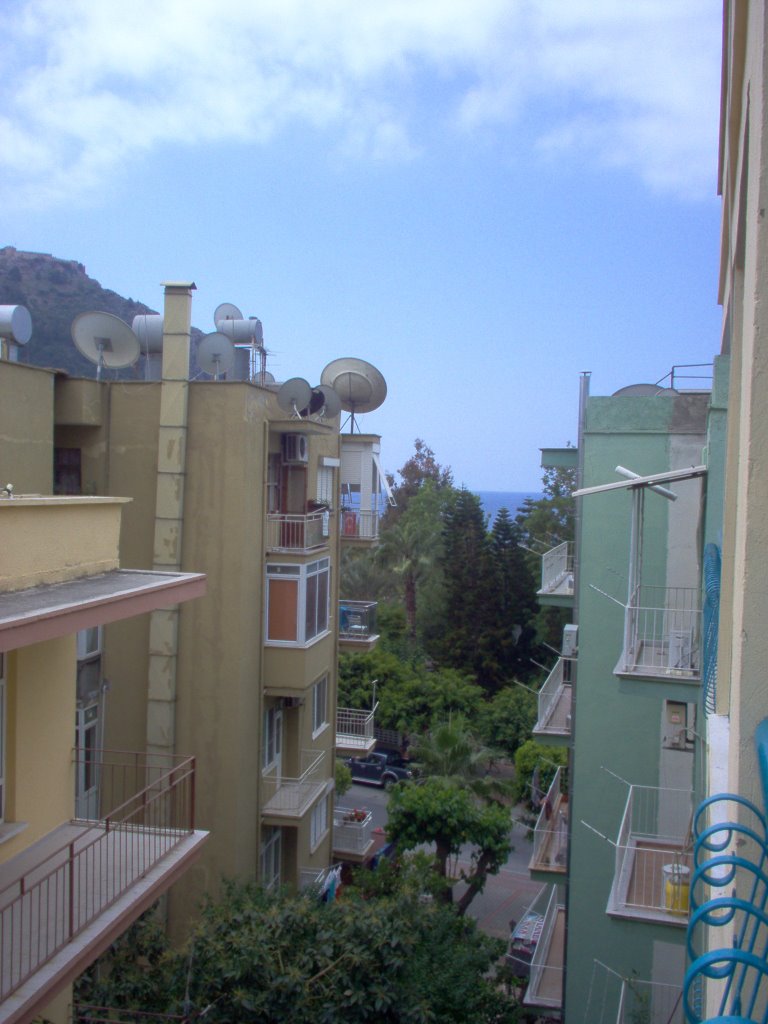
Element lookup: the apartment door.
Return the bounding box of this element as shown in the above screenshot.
[75,702,101,819]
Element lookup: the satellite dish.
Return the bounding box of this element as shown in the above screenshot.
[0,305,32,345]
[277,377,312,418]
[321,358,387,429]
[258,370,276,385]
[313,384,342,420]
[198,332,235,380]
[213,302,243,324]
[612,383,678,397]
[71,312,140,379]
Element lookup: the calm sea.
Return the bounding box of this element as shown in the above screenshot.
[474,490,542,526]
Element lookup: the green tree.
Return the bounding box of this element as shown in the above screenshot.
[477,685,537,761]
[385,438,454,523]
[511,738,568,807]
[410,716,512,805]
[387,777,512,915]
[485,508,539,686]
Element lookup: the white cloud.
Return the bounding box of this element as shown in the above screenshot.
[0,0,721,208]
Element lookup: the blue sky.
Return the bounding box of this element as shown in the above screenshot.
[1,0,723,490]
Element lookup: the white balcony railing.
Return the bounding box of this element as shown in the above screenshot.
[617,585,701,679]
[339,600,378,643]
[266,512,328,552]
[608,785,693,925]
[340,509,380,541]
[524,885,565,1010]
[539,541,573,597]
[533,659,572,738]
[333,807,374,856]
[262,750,327,818]
[584,960,683,1024]
[530,767,568,873]
[336,706,377,752]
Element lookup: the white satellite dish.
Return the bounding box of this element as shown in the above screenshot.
[277,377,312,418]
[198,332,235,380]
[213,302,243,324]
[321,357,386,430]
[0,305,32,346]
[71,311,140,380]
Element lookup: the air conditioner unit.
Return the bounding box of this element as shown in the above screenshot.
[283,433,309,464]
[562,624,578,657]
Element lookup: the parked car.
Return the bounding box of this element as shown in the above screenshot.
[344,751,413,789]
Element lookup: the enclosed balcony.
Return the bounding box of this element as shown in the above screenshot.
[332,807,375,861]
[532,658,572,741]
[336,706,377,754]
[516,885,565,1013]
[615,585,701,681]
[0,751,207,1024]
[537,541,574,606]
[607,784,693,926]
[261,750,328,821]
[529,767,569,876]
[266,512,329,553]
[339,600,379,651]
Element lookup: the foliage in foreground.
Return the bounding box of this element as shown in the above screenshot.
[76,872,523,1024]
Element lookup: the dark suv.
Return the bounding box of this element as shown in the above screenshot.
[344,751,413,789]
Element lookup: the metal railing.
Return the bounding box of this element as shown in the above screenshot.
[540,541,573,595]
[609,785,693,920]
[339,509,379,541]
[261,750,326,815]
[535,658,570,735]
[266,512,327,551]
[526,884,565,1009]
[333,807,374,855]
[619,585,701,677]
[339,600,378,641]
[583,961,683,1024]
[655,363,713,392]
[299,866,328,890]
[0,750,196,1003]
[531,767,568,872]
[336,706,376,749]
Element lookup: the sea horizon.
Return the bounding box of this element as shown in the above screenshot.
[473,489,542,525]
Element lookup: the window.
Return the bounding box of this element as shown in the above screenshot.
[310,796,328,849]
[312,675,328,736]
[263,705,282,771]
[260,826,281,890]
[266,559,330,646]
[316,466,334,506]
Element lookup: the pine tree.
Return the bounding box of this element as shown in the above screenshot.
[486,507,538,684]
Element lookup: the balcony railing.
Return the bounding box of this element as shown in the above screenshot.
[339,509,379,541]
[336,706,377,753]
[262,750,327,818]
[617,585,701,680]
[607,784,693,925]
[0,750,198,1006]
[530,767,568,874]
[339,600,379,645]
[333,807,375,858]
[533,658,572,739]
[538,541,573,599]
[584,961,683,1024]
[266,512,328,552]
[523,885,565,1011]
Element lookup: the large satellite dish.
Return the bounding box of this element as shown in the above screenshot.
[612,383,678,397]
[71,312,140,379]
[198,332,235,380]
[321,358,386,430]
[0,305,32,346]
[277,377,313,418]
[213,302,243,324]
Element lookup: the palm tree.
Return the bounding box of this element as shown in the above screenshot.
[410,717,512,805]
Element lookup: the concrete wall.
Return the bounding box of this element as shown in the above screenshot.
[0,362,55,495]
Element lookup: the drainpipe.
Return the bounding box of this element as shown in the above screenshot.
[146,281,195,763]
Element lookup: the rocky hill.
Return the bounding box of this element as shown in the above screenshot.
[0,246,157,377]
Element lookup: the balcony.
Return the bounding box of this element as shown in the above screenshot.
[332,807,375,861]
[529,767,568,876]
[532,658,572,741]
[584,961,683,1024]
[615,585,701,681]
[537,541,574,606]
[266,512,328,553]
[261,750,328,821]
[339,601,379,651]
[518,885,565,1012]
[339,509,379,543]
[336,707,377,754]
[0,751,207,1024]
[607,784,693,926]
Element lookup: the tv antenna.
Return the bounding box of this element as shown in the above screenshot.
[277,377,312,418]
[71,311,140,379]
[197,332,235,380]
[320,357,387,431]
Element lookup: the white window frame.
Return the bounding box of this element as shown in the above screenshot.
[316,465,334,506]
[77,626,102,661]
[260,825,281,890]
[263,705,282,771]
[312,675,329,738]
[265,558,331,647]
[310,796,329,851]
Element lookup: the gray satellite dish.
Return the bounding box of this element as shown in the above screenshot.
[277,377,313,418]
[0,305,32,346]
[213,302,243,324]
[313,384,342,420]
[321,357,387,430]
[71,311,140,380]
[198,332,235,380]
[612,383,678,397]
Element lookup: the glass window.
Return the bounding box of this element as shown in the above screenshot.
[260,826,281,890]
[312,676,328,735]
[263,705,282,770]
[310,796,328,849]
[317,466,334,506]
[266,561,330,646]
